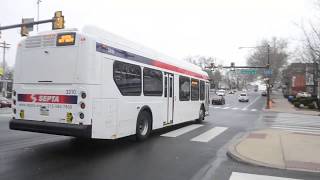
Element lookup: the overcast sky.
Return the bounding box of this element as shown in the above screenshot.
[0,0,318,67]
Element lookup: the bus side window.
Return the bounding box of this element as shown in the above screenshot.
[143,67,163,96]
[113,61,142,96]
[179,76,190,101]
[191,79,199,101]
[164,77,167,97]
[200,81,205,100]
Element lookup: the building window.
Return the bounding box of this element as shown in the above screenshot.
[200,81,205,100]
[179,76,190,101]
[191,79,199,101]
[143,68,163,96]
[113,61,141,96]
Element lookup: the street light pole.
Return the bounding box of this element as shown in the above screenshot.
[266,44,271,109]
[37,0,42,32]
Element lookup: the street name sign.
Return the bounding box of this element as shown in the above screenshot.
[240,69,256,75]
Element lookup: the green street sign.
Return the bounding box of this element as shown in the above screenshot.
[240,69,256,75]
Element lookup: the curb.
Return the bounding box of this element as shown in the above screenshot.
[226,133,284,170]
[226,130,320,174]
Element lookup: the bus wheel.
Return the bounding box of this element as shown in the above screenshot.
[196,107,205,123]
[136,111,152,141]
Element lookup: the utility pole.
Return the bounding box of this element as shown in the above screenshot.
[0,41,10,97]
[0,41,10,78]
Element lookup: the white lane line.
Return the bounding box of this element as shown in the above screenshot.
[232,107,239,110]
[229,172,302,180]
[243,96,261,110]
[251,109,257,111]
[191,127,228,142]
[241,108,247,111]
[161,124,203,137]
[222,107,230,109]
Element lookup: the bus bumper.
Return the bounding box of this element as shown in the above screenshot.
[9,119,92,138]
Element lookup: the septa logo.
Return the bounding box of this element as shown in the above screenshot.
[18,94,77,104]
[37,95,60,103]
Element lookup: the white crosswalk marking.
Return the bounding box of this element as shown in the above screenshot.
[161,124,203,137]
[229,172,302,180]
[191,127,228,142]
[211,106,259,112]
[264,113,320,135]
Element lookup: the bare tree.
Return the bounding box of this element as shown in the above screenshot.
[246,38,289,84]
[184,55,218,88]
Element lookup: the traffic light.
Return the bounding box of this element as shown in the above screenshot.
[231,62,235,71]
[20,18,34,37]
[52,11,65,30]
[20,26,29,36]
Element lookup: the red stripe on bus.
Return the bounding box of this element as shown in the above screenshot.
[152,60,209,80]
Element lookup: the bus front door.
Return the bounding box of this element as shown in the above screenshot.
[164,73,174,125]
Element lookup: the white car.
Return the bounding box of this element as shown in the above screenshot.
[216,89,226,96]
[296,92,311,98]
[238,93,249,102]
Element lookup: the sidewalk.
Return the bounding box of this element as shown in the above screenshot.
[227,129,320,173]
[264,91,320,116]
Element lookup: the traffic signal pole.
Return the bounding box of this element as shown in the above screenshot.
[0,19,53,31]
[0,11,65,36]
[266,44,271,109]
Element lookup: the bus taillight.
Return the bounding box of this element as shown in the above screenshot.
[80,102,85,109]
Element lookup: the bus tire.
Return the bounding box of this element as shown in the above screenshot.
[196,106,205,123]
[136,110,152,141]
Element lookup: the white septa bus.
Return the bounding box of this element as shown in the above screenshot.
[10,26,210,140]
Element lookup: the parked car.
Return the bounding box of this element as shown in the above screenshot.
[212,94,225,105]
[228,90,235,94]
[261,91,267,96]
[0,97,11,108]
[296,92,312,98]
[238,93,249,102]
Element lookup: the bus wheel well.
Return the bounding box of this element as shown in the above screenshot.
[138,106,153,129]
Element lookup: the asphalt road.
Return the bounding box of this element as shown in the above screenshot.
[1,92,320,180]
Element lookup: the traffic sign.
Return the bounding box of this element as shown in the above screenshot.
[240,69,256,75]
[264,69,273,76]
